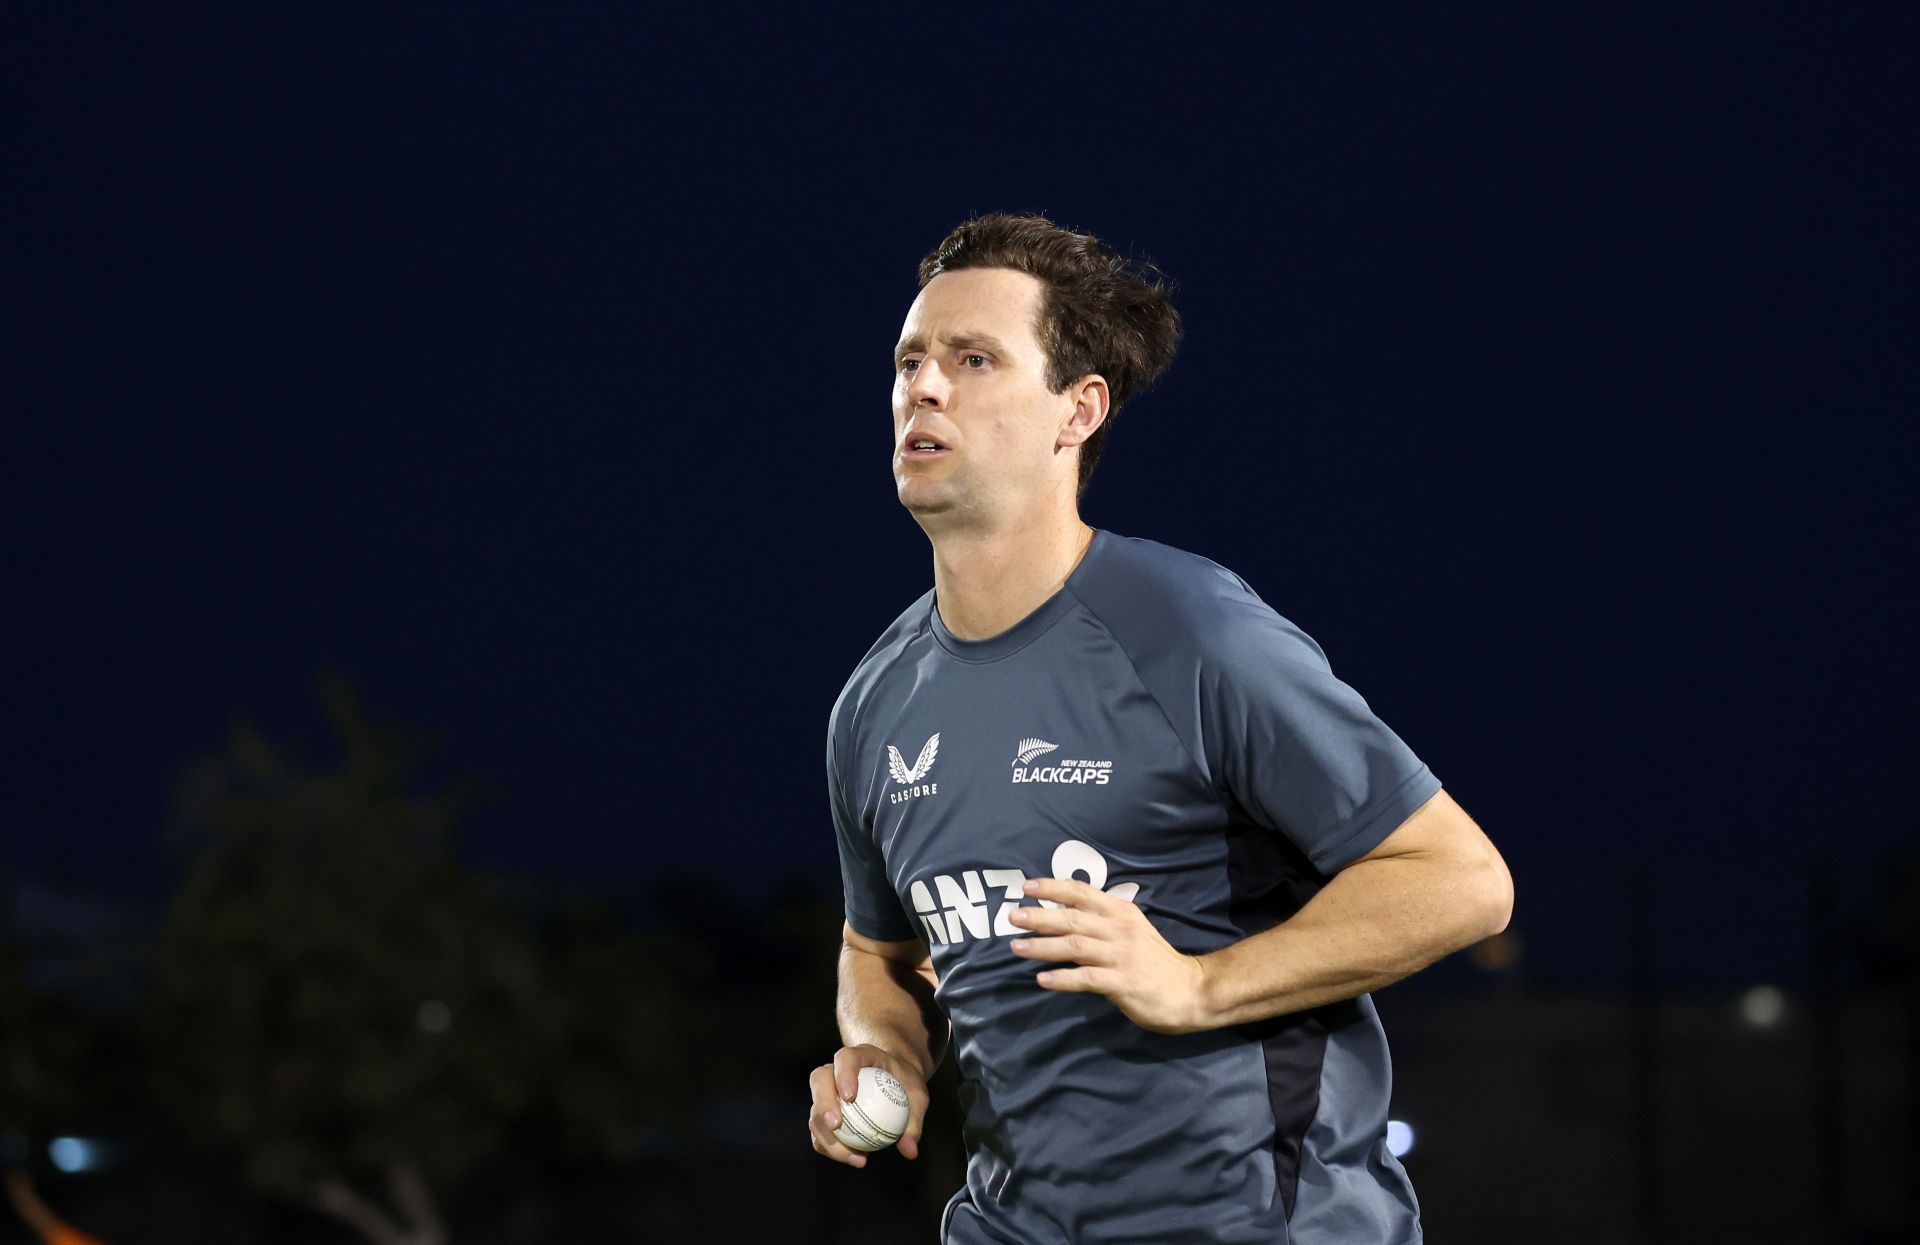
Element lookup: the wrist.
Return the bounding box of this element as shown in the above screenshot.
[854,1033,935,1084]
[1188,950,1221,1032]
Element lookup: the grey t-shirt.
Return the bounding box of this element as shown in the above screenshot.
[828,529,1439,1245]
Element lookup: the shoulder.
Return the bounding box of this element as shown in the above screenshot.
[828,587,934,748]
[1074,532,1324,671]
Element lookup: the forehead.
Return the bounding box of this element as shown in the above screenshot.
[897,267,1045,351]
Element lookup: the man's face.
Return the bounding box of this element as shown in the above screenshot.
[890,267,1075,527]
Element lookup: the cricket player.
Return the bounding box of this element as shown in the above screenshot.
[807,213,1513,1244]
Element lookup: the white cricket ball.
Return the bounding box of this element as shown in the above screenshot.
[832,1066,910,1152]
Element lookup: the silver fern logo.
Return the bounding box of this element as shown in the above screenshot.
[887,733,940,784]
[1011,736,1115,786]
[1013,738,1059,766]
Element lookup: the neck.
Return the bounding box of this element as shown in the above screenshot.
[926,508,1095,641]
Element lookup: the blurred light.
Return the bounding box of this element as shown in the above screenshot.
[417,999,452,1034]
[1467,930,1522,972]
[49,1137,100,1173]
[1386,1120,1415,1158]
[1740,984,1786,1029]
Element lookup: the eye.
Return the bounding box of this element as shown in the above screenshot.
[963,354,988,369]
[898,358,921,374]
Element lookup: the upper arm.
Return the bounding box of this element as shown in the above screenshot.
[1192,598,1442,874]
[844,922,939,989]
[1352,788,1514,927]
[829,710,917,942]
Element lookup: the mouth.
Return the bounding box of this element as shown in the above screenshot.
[899,432,951,461]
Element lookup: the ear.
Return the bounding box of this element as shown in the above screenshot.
[1056,374,1109,450]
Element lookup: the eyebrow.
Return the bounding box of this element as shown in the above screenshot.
[893,331,1015,367]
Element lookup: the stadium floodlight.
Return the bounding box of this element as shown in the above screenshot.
[48,1137,100,1173]
[1739,984,1786,1029]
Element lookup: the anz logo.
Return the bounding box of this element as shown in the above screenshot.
[908,840,1141,947]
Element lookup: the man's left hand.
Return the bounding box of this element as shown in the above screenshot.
[1009,877,1210,1034]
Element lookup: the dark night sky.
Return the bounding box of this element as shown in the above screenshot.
[4,9,1916,984]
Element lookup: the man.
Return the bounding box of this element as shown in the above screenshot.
[807,214,1513,1244]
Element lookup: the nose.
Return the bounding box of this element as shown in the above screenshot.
[904,357,949,410]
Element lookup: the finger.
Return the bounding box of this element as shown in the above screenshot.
[833,1046,876,1101]
[1006,904,1085,934]
[1011,933,1110,964]
[1024,877,1112,910]
[898,1076,932,1161]
[808,1116,870,1168]
[808,1065,842,1129]
[807,1075,870,1169]
[808,1105,869,1166]
[1033,965,1110,993]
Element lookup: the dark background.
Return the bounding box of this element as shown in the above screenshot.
[3,6,1916,1243]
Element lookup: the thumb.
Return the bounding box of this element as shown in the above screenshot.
[897,1083,929,1160]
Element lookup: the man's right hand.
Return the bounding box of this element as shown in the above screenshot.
[807,1043,931,1168]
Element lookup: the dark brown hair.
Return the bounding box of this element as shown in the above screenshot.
[917,213,1182,502]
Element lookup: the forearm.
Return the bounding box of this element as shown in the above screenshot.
[836,945,948,1081]
[1195,851,1510,1028]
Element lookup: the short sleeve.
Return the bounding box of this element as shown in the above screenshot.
[1199,600,1441,875]
[828,717,917,943]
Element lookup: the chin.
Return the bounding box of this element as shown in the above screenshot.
[897,482,960,518]
[898,491,951,515]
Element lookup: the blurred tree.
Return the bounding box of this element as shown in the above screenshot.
[143,675,692,1245]
[0,896,122,1158]
[518,894,705,1166]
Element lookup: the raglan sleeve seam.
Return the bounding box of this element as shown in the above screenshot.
[1075,598,1215,796]
[1196,591,1442,873]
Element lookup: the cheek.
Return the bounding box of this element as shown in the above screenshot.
[996,408,1056,458]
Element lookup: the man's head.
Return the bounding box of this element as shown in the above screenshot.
[891,214,1181,529]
